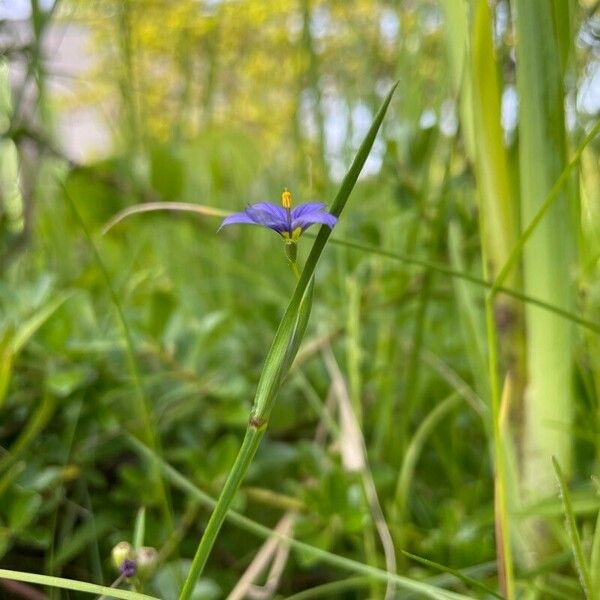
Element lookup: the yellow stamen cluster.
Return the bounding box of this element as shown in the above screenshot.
[281,189,292,208]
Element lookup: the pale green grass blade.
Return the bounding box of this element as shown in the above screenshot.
[102,208,600,335]
[441,0,516,273]
[515,0,575,502]
[0,569,158,600]
[552,457,593,599]
[102,202,230,235]
[468,6,519,593]
[439,0,475,156]
[470,0,516,274]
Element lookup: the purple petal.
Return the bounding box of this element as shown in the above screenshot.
[291,202,328,219]
[218,211,257,230]
[218,202,288,233]
[292,211,337,232]
[245,203,288,232]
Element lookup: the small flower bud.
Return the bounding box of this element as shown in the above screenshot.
[136,546,158,580]
[111,541,134,571]
[120,559,137,579]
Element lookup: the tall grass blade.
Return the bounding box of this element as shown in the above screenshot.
[469,0,516,276]
[393,394,462,530]
[552,457,593,599]
[61,184,175,538]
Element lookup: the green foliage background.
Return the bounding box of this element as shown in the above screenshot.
[1,0,600,598]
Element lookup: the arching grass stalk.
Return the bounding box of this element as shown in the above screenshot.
[178,82,398,600]
[104,210,600,336]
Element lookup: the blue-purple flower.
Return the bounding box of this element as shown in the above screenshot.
[119,558,137,578]
[219,190,337,240]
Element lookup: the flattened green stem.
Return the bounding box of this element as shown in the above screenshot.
[178,424,266,600]
[178,82,398,600]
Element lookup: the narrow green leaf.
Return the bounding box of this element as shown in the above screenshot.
[470,0,515,273]
[552,457,593,599]
[448,223,489,402]
[0,568,158,600]
[403,552,504,600]
[323,236,600,335]
[61,182,175,535]
[133,507,146,550]
[590,506,600,594]
[394,394,462,527]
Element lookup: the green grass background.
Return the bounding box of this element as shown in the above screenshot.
[1,0,600,598]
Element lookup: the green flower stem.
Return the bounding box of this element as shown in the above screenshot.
[290,260,301,280]
[180,253,304,600]
[178,82,398,600]
[178,425,266,600]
